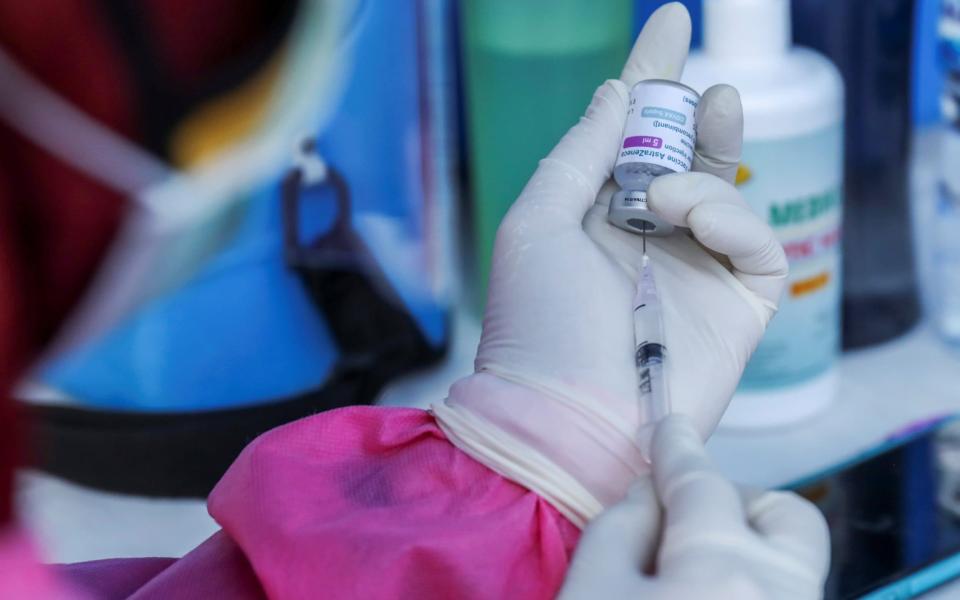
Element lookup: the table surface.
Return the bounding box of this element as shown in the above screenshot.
[18,314,960,597]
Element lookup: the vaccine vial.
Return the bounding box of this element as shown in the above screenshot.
[608,79,699,236]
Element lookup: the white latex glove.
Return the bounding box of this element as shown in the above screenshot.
[558,416,830,600]
[432,3,787,526]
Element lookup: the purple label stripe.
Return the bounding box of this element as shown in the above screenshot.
[624,135,662,149]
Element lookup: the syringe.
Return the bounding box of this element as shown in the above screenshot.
[633,250,670,430]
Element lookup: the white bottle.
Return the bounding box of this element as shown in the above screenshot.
[683,0,844,428]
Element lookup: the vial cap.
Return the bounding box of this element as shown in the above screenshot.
[703,0,791,60]
[607,190,675,237]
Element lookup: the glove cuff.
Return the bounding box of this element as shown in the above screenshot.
[431,373,648,527]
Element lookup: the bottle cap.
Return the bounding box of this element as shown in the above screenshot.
[703,0,791,59]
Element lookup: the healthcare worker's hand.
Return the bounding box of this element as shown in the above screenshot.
[433,3,787,524]
[559,416,830,600]
[477,1,785,437]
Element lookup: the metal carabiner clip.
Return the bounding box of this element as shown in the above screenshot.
[281,139,443,376]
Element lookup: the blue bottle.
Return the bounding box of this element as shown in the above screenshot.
[793,0,921,349]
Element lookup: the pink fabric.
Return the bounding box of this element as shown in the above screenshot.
[55,407,581,599]
[57,532,263,600]
[128,532,265,599]
[0,528,86,599]
[209,406,581,599]
[60,557,175,599]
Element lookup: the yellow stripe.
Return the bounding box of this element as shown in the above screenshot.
[169,49,286,169]
[791,272,830,297]
[734,163,752,186]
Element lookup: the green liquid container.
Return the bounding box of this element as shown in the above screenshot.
[461,0,633,307]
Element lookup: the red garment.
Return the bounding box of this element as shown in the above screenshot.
[0,0,135,349]
[61,407,582,599]
[0,3,315,596]
[0,0,290,525]
[0,0,287,356]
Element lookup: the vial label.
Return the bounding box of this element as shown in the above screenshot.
[617,189,648,208]
[614,81,698,186]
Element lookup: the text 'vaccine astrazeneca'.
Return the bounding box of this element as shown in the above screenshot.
[608,79,699,237]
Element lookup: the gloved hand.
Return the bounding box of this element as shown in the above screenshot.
[558,416,830,600]
[432,3,787,526]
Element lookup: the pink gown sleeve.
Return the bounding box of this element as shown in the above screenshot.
[208,406,581,599]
